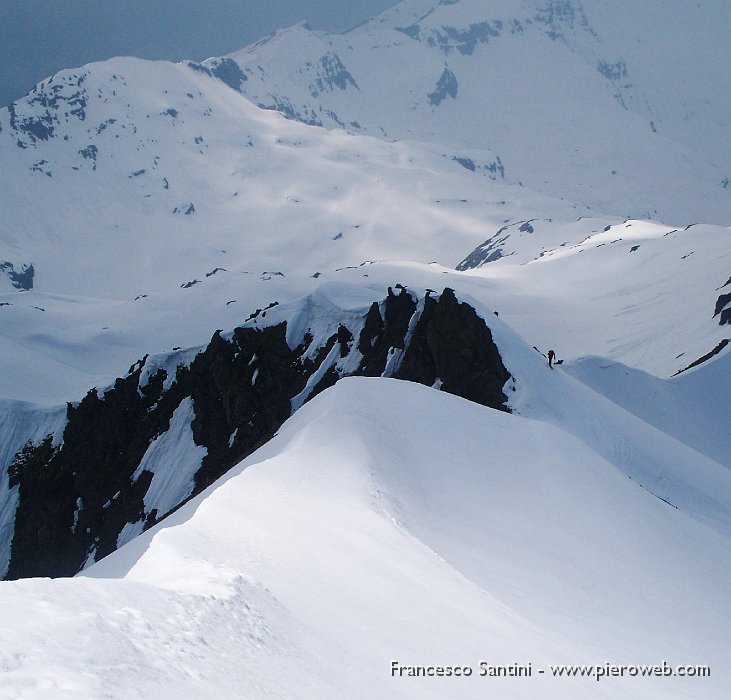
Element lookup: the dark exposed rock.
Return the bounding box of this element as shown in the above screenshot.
[8,72,88,146]
[713,276,731,325]
[428,67,458,106]
[259,96,323,127]
[597,60,628,82]
[209,58,248,92]
[394,289,511,407]
[172,203,195,215]
[4,287,511,580]
[674,339,730,376]
[310,52,359,96]
[187,62,212,77]
[436,21,503,55]
[1,262,34,290]
[715,293,731,325]
[456,226,512,270]
[533,0,595,40]
[78,144,98,170]
[452,154,505,180]
[454,156,476,171]
[395,24,422,40]
[398,19,502,55]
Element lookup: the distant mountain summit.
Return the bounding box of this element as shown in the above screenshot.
[222,0,731,224]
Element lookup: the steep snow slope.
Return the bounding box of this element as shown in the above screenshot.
[566,352,731,471]
[228,0,731,223]
[0,379,728,698]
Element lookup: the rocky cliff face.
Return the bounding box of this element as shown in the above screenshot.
[4,286,511,579]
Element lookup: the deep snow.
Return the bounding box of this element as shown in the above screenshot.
[0,378,727,698]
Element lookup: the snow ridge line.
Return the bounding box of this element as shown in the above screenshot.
[3,285,510,579]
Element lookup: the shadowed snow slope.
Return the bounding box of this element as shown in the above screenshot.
[1,378,728,698]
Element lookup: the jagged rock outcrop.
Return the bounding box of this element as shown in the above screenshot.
[4,286,511,580]
[714,276,731,326]
[457,225,513,270]
[674,339,730,376]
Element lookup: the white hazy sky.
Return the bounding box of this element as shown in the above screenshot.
[0,0,401,106]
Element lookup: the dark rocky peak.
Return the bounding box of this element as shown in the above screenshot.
[4,286,511,580]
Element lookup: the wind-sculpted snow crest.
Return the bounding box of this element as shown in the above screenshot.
[1,377,728,698]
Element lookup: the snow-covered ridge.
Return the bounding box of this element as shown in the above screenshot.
[2,284,511,579]
[455,217,731,378]
[2,377,728,698]
[1,2,730,694]
[4,274,731,581]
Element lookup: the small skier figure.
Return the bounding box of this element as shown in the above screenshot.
[547,349,556,368]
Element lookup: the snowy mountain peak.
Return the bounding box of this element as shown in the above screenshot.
[221,0,731,224]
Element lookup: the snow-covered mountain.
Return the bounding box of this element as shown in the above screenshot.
[0,50,728,404]
[226,0,731,224]
[1,0,730,697]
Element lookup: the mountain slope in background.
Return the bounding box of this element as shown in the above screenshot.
[0,47,728,406]
[0,0,401,108]
[228,0,731,223]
